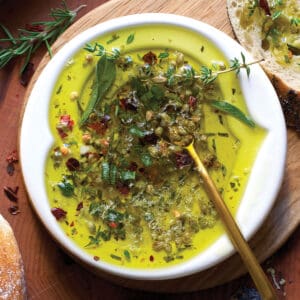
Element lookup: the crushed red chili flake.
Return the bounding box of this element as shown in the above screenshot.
[149,255,154,262]
[6,150,18,164]
[174,150,193,169]
[259,0,271,15]
[108,221,118,228]
[128,161,138,171]
[20,62,35,86]
[3,186,18,202]
[142,51,157,65]
[188,95,197,109]
[120,97,138,111]
[76,202,83,211]
[51,207,67,220]
[66,157,80,171]
[6,163,15,176]
[93,256,100,261]
[88,121,108,135]
[60,115,74,130]
[70,221,74,227]
[57,128,68,139]
[116,183,130,195]
[8,205,20,215]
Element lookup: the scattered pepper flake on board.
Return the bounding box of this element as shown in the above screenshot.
[8,205,21,215]
[3,186,18,202]
[6,150,18,176]
[20,62,35,86]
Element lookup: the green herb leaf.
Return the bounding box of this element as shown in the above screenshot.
[80,55,116,125]
[124,250,131,261]
[110,254,122,261]
[158,52,169,59]
[57,180,74,197]
[209,100,255,128]
[120,170,136,181]
[101,162,110,182]
[126,33,135,44]
[141,152,152,167]
[129,126,147,138]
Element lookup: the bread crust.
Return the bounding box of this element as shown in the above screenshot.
[227,0,300,130]
[0,214,26,300]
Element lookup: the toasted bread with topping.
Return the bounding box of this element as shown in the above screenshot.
[227,0,300,130]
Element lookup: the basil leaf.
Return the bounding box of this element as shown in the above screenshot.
[80,55,116,125]
[209,100,255,128]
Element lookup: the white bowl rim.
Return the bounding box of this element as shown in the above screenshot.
[19,13,287,280]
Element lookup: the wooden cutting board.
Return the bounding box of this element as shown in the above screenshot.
[23,0,300,292]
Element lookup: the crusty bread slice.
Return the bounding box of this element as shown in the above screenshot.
[227,0,300,129]
[0,214,26,300]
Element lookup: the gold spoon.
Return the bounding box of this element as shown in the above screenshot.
[185,141,277,300]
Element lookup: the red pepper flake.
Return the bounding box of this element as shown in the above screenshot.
[76,202,83,211]
[57,128,68,139]
[6,163,15,176]
[56,115,74,138]
[142,51,157,65]
[188,95,197,109]
[109,221,118,229]
[66,157,80,171]
[20,62,35,86]
[149,255,154,262]
[8,205,20,215]
[128,161,138,171]
[3,186,18,202]
[174,150,193,169]
[6,150,18,164]
[259,0,271,15]
[93,256,100,261]
[51,207,67,220]
[70,221,74,227]
[60,115,74,130]
[116,183,130,195]
[6,150,18,176]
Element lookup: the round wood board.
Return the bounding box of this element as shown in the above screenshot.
[22,0,300,292]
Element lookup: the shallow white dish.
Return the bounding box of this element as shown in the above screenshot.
[19,13,287,280]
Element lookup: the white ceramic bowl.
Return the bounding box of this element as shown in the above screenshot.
[19,13,287,280]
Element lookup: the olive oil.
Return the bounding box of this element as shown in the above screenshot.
[45,24,265,269]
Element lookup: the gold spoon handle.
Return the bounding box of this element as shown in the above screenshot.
[186,143,278,300]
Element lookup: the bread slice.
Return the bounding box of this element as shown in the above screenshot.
[227,0,300,130]
[0,214,26,300]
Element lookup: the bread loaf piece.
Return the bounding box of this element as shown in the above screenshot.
[227,0,300,130]
[0,214,26,300]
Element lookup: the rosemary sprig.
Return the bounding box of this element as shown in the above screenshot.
[0,1,86,74]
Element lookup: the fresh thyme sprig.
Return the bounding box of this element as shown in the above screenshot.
[0,1,86,74]
[197,53,264,84]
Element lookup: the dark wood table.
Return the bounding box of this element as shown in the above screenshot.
[0,0,299,299]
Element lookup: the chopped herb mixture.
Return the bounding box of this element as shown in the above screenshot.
[241,0,300,65]
[47,30,263,267]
